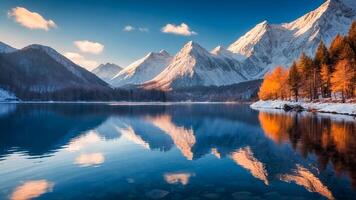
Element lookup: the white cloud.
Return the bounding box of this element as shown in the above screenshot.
[8,7,57,31]
[64,52,98,70]
[161,23,197,36]
[138,27,149,32]
[123,25,135,32]
[74,40,104,54]
[123,25,148,32]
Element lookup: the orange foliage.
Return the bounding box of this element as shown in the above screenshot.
[258,111,292,144]
[330,123,350,153]
[258,66,289,100]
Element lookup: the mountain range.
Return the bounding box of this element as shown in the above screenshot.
[0,0,355,99]
[93,0,355,90]
[0,44,108,94]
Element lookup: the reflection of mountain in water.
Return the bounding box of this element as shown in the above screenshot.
[1,104,355,199]
[148,115,196,160]
[0,104,108,158]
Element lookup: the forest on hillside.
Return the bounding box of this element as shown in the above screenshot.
[258,22,356,103]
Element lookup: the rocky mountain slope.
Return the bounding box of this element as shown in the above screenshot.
[92,63,123,82]
[109,50,172,87]
[0,43,108,93]
[144,41,247,90]
[227,0,356,78]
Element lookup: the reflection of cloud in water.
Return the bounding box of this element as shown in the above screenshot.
[148,115,196,160]
[280,165,334,200]
[66,131,101,152]
[164,172,194,185]
[117,126,150,149]
[75,153,105,167]
[11,180,54,200]
[230,147,269,185]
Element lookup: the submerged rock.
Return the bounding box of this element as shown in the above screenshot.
[283,104,304,112]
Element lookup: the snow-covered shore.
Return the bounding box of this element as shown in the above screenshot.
[250,100,356,116]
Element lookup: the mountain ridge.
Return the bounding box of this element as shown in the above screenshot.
[0,43,108,93]
[143,41,247,90]
[109,50,172,87]
[92,63,123,82]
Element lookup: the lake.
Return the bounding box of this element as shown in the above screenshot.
[0,103,355,200]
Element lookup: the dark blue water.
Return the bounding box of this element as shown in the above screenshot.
[0,103,355,200]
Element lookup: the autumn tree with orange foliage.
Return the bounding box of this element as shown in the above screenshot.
[258,21,356,102]
[331,60,354,102]
[258,66,289,100]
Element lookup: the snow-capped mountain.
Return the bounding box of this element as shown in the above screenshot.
[109,50,172,87]
[227,0,356,78]
[92,63,123,82]
[142,0,355,90]
[0,43,108,92]
[0,42,16,53]
[144,41,247,90]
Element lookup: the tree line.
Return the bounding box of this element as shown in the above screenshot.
[259,21,356,103]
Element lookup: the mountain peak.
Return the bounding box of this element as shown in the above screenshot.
[23,44,52,52]
[178,41,209,57]
[211,45,229,55]
[109,49,172,87]
[92,63,123,82]
[159,49,170,56]
[258,20,269,27]
[227,20,273,56]
[211,45,224,53]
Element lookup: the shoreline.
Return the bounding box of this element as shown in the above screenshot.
[0,101,251,105]
[250,100,356,117]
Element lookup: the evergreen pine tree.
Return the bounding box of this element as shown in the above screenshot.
[298,53,314,100]
[315,41,330,66]
[320,63,332,97]
[348,21,356,53]
[288,62,301,101]
[329,34,346,64]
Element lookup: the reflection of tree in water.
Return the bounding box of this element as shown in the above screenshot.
[258,111,356,186]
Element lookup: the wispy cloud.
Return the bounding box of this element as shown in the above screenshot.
[74,40,104,54]
[138,27,149,32]
[161,23,197,36]
[123,25,149,32]
[64,52,98,70]
[123,25,135,32]
[8,7,56,31]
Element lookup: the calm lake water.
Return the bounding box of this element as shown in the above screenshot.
[0,103,355,200]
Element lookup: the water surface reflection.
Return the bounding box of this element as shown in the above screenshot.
[0,104,355,200]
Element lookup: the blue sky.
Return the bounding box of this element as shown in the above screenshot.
[0,0,324,69]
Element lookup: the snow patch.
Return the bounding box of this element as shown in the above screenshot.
[251,100,356,116]
[0,88,18,102]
